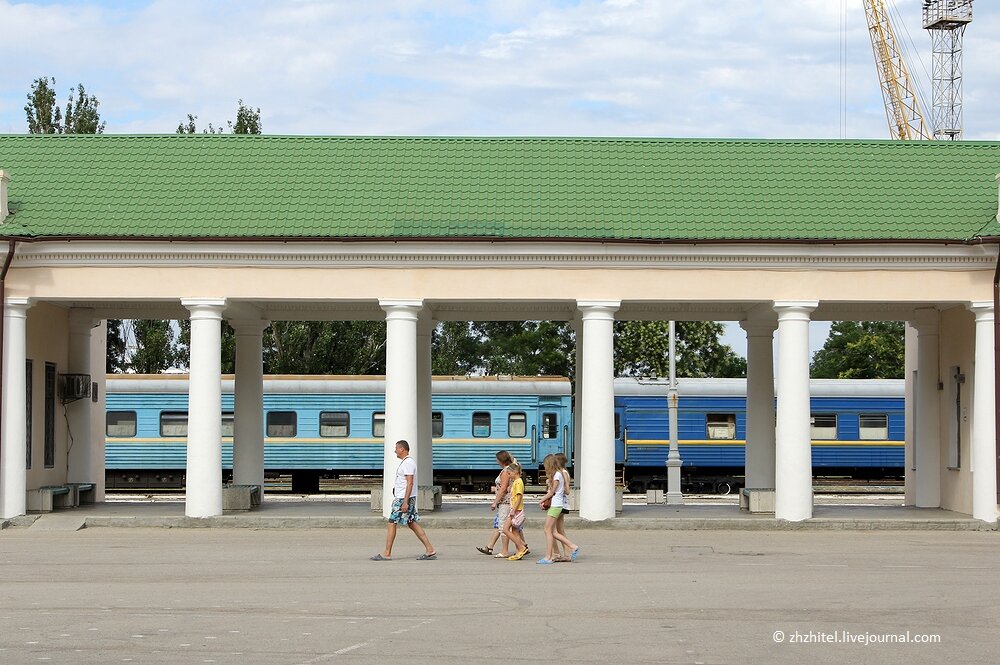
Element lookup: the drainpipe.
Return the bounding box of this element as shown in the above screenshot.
[995,174,1000,505]
[0,239,17,465]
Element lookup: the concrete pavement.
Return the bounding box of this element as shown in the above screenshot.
[0,526,997,664]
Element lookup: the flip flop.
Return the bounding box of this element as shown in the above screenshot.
[416,553,437,560]
[370,553,391,561]
[536,558,554,565]
[494,552,509,558]
[476,546,493,555]
[571,547,580,562]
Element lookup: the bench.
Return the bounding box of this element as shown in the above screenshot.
[27,485,73,513]
[740,488,775,514]
[67,483,95,506]
[370,486,443,512]
[222,484,262,511]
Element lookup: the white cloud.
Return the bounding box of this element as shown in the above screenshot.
[0,0,997,139]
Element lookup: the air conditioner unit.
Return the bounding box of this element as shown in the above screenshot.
[59,373,92,403]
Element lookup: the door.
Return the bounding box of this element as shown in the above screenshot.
[614,406,626,464]
[535,404,563,460]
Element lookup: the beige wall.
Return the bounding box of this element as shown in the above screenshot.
[5,266,995,304]
[25,302,70,489]
[938,305,974,514]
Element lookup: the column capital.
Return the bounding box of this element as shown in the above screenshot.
[4,297,31,314]
[909,307,940,335]
[773,300,818,322]
[68,307,99,333]
[577,300,620,320]
[230,318,270,335]
[967,301,994,323]
[380,299,423,321]
[182,298,227,319]
[739,318,777,337]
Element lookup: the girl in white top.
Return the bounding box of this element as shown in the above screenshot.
[537,454,579,564]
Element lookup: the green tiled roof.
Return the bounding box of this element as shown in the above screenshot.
[1,135,998,241]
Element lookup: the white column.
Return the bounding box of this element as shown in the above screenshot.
[91,320,108,501]
[773,301,817,521]
[1,297,31,518]
[416,313,434,504]
[66,309,97,484]
[380,300,422,517]
[232,318,268,491]
[571,316,583,489]
[968,302,999,523]
[903,323,917,506]
[182,298,226,518]
[577,300,619,521]
[910,309,941,507]
[740,318,777,490]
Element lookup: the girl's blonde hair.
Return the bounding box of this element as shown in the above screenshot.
[506,462,522,476]
[542,454,557,478]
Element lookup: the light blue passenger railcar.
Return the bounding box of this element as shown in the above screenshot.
[105,375,572,491]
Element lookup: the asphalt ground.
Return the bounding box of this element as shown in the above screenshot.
[0,527,997,665]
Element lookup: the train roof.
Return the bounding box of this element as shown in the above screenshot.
[613,377,904,398]
[106,374,572,396]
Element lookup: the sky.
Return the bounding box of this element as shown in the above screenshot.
[2,0,996,355]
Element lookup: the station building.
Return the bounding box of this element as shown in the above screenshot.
[0,135,998,523]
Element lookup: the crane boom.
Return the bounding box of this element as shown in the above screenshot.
[863,0,932,140]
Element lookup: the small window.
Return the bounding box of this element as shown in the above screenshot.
[267,411,297,437]
[372,412,385,438]
[615,412,622,440]
[859,413,888,441]
[320,411,350,438]
[707,413,736,440]
[221,412,235,438]
[432,412,444,438]
[44,362,56,468]
[107,411,137,437]
[473,412,491,437]
[160,411,188,437]
[26,360,33,470]
[811,413,838,440]
[542,413,558,439]
[508,412,527,438]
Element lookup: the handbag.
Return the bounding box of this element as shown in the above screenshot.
[511,509,526,527]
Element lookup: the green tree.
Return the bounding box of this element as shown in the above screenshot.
[106,319,127,373]
[810,321,905,379]
[126,320,180,374]
[431,321,483,376]
[177,99,261,135]
[614,320,746,378]
[476,321,575,377]
[25,77,105,134]
[264,321,386,375]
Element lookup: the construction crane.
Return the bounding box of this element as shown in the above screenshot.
[922,0,973,140]
[863,0,932,140]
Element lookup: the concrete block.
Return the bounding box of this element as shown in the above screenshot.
[646,489,665,504]
[740,488,775,514]
[568,487,623,514]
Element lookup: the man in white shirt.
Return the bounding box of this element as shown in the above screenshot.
[371,440,436,561]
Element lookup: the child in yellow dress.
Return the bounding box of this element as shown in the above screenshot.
[504,463,530,560]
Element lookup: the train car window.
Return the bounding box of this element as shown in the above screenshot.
[615,413,621,440]
[859,413,888,440]
[221,412,235,438]
[320,411,350,437]
[267,411,297,437]
[432,412,444,438]
[473,412,491,437]
[107,411,137,437]
[810,413,838,440]
[372,412,385,438]
[541,413,558,439]
[160,411,188,437]
[706,413,736,440]
[508,413,527,438]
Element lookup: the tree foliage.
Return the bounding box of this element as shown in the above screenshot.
[264,321,386,375]
[127,320,181,374]
[177,100,261,135]
[615,321,746,378]
[810,321,904,379]
[25,77,105,134]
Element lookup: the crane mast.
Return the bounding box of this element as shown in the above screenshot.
[922,0,973,140]
[863,0,932,140]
